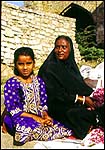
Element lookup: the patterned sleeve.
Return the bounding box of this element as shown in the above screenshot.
[37,76,48,112]
[4,77,23,119]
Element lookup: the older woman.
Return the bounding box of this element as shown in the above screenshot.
[38,35,104,139]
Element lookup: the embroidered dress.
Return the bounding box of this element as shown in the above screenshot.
[3,76,72,146]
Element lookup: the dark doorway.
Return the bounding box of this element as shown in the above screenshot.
[60,3,97,48]
[60,3,96,32]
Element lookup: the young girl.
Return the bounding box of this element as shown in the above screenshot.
[2,47,72,146]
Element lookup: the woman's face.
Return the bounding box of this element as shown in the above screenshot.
[16,55,35,78]
[54,38,70,60]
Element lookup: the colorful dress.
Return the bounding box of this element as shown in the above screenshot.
[3,75,72,146]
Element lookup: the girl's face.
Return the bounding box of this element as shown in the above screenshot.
[54,38,70,60]
[16,55,35,78]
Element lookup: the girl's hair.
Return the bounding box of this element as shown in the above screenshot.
[14,47,35,75]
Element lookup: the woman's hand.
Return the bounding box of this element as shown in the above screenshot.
[85,96,96,110]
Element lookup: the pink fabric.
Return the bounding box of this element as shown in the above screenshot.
[67,135,77,140]
[82,127,104,146]
[92,88,104,107]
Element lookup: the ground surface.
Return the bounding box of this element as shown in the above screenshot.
[1,103,36,149]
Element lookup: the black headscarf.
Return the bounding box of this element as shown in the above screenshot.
[38,35,93,97]
[38,36,102,139]
[38,35,93,117]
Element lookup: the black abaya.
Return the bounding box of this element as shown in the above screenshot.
[38,36,103,139]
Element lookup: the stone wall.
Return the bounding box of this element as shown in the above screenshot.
[1,1,80,75]
[24,1,102,14]
[24,1,104,47]
[92,2,104,47]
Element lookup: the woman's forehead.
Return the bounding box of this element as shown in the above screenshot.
[56,38,69,43]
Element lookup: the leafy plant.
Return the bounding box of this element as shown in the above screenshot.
[76,25,104,62]
[78,45,104,62]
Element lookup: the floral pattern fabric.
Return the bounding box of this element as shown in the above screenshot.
[4,76,72,145]
[81,127,104,146]
[92,88,104,107]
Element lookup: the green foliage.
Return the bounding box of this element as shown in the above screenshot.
[76,25,104,62]
[78,44,104,62]
[76,25,97,48]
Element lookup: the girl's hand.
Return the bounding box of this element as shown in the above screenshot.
[32,113,53,126]
[42,111,53,126]
[20,111,53,126]
[32,115,46,124]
